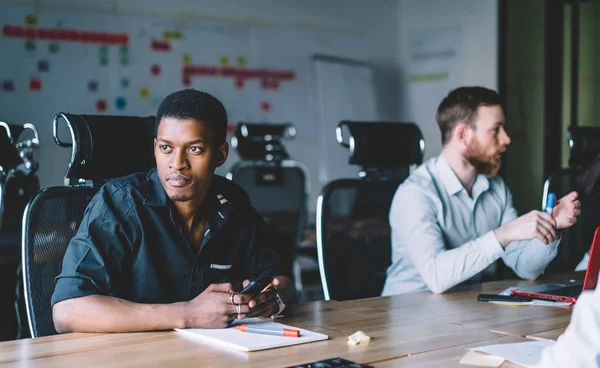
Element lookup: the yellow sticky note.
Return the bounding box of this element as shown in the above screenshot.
[140,88,150,100]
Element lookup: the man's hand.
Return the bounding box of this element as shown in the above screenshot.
[241,276,293,318]
[494,210,558,247]
[183,283,251,328]
[553,191,581,230]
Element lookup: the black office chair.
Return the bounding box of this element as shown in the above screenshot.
[227,123,309,296]
[542,126,600,272]
[22,113,155,337]
[317,121,424,301]
[0,122,40,236]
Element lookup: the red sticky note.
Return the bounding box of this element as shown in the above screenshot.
[261,101,271,112]
[29,78,41,91]
[118,35,128,45]
[3,25,14,37]
[47,29,59,40]
[96,99,107,112]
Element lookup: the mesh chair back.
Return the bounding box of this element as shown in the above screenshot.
[23,113,155,337]
[22,186,98,337]
[317,122,423,301]
[318,179,400,300]
[0,122,22,171]
[568,126,600,169]
[1,122,39,233]
[229,162,307,248]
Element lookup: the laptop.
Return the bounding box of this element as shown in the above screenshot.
[511,226,600,303]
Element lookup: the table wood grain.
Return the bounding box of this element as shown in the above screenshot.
[0,272,580,367]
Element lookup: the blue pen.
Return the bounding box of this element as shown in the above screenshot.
[545,193,556,215]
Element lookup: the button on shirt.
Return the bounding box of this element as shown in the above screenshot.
[381,154,560,296]
[51,168,287,306]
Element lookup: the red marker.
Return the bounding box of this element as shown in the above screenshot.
[235,324,300,337]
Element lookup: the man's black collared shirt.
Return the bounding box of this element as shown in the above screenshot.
[51,168,287,306]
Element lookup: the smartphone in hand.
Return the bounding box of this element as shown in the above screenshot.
[239,272,274,297]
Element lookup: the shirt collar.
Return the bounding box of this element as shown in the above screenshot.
[436,154,464,196]
[436,154,491,199]
[143,168,169,207]
[471,173,490,201]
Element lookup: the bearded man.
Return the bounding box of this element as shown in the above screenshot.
[382,86,581,295]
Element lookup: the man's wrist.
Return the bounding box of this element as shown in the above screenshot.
[494,227,509,248]
[176,301,191,329]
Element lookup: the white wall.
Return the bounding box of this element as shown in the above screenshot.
[1,0,399,214]
[397,0,499,159]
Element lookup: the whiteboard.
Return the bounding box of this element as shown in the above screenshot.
[0,3,371,201]
[312,55,378,185]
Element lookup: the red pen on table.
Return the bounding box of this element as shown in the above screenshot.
[235,324,300,337]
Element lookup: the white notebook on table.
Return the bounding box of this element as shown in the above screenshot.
[175,318,329,352]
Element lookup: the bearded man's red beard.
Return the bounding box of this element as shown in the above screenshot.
[464,139,505,177]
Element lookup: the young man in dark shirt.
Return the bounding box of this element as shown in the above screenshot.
[51,89,293,333]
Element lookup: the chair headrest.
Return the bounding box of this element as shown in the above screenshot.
[53,113,156,182]
[231,123,295,162]
[0,122,22,170]
[568,126,600,169]
[337,121,424,169]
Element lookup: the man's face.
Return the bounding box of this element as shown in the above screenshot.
[154,117,227,202]
[464,105,511,177]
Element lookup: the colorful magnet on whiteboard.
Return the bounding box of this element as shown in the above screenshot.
[151,64,161,76]
[29,78,41,91]
[115,96,127,110]
[151,39,171,52]
[219,56,229,66]
[182,53,192,64]
[38,60,49,72]
[3,80,14,92]
[236,56,246,67]
[121,78,130,89]
[88,80,98,92]
[139,88,150,100]
[25,40,36,51]
[96,99,107,112]
[120,46,129,65]
[99,46,108,65]
[260,101,271,112]
[25,14,37,26]
[163,30,182,40]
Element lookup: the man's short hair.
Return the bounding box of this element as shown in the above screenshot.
[156,89,228,146]
[436,86,503,145]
